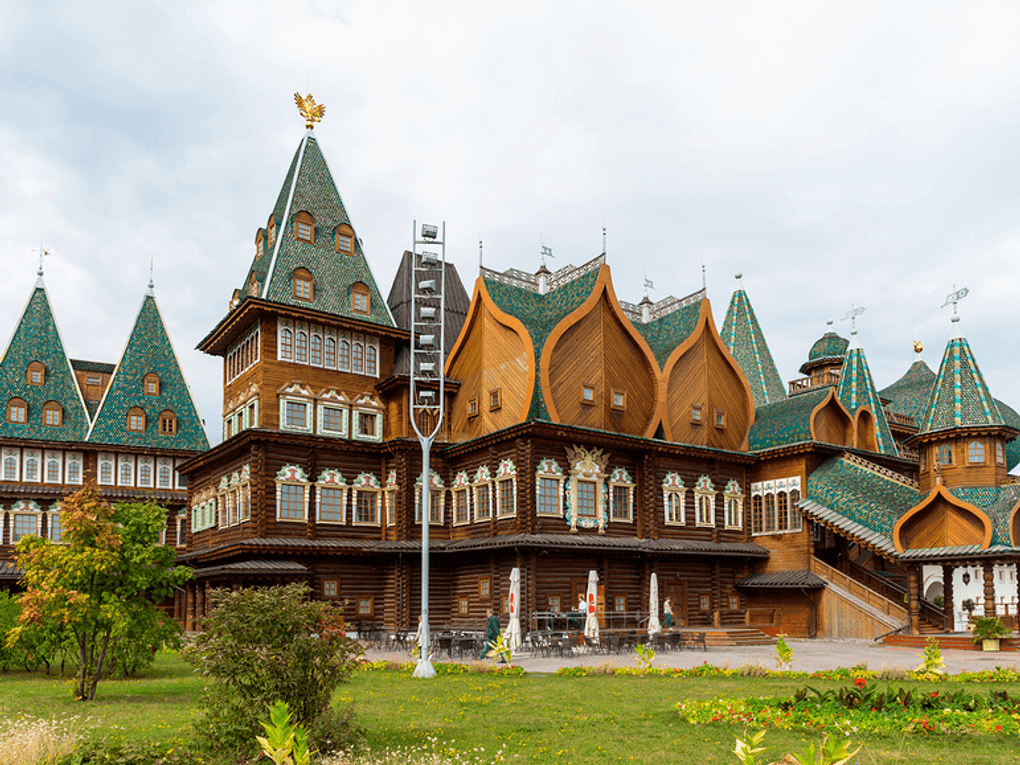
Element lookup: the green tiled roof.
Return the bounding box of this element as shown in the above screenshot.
[878,359,936,426]
[806,457,919,539]
[633,300,702,368]
[920,329,1003,434]
[0,281,90,441]
[484,271,600,419]
[996,399,1020,471]
[836,339,897,455]
[720,288,786,408]
[950,485,1020,547]
[246,133,394,328]
[88,292,209,452]
[799,329,848,375]
[748,388,827,450]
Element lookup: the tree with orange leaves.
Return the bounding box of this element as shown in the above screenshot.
[9,484,192,700]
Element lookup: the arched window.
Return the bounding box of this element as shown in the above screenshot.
[119,461,133,485]
[127,407,146,432]
[325,337,336,368]
[25,457,39,482]
[352,343,364,373]
[338,339,351,370]
[366,345,377,376]
[42,401,62,427]
[144,373,160,396]
[99,460,113,484]
[159,411,177,436]
[295,331,308,364]
[46,459,60,483]
[310,333,323,366]
[249,272,260,298]
[280,327,293,360]
[751,494,763,534]
[27,361,45,386]
[292,267,313,301]
[139,462,153,486]
[351,283,370,314]
[764,494,775,532]
[7,398,27,424]
[3,456,17,481]
[335,224,354,254]
[968,440,985,463]
[67,459,81,484]
[268,215,276,247]
[294,211,314,243]
[158,464,172,488]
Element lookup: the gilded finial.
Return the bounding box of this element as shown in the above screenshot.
[913,340,923,354]
[294,93,325,129]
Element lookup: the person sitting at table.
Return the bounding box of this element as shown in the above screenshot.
[479,608,501,660]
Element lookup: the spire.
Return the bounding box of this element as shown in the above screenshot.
[0,280,90,441]
[720,274,786,408]
[919,326,1003,434]
[245,132,395,327]
[88,290,209,450]
[836,339,897,455]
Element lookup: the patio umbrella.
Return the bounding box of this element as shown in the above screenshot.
[505,567,522,651]
[647,572,661,635]
[584,569,600,639]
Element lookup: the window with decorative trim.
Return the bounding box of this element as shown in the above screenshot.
[473,465,492,522]
[8,398,27,424]
[118,455,135,487]
[3,451,19,481]
[294,211,314,243]
[12,510,39,542]
[318,402,349,437]
[693,476,716,527]
[27,361,45,386]
[144,373,161,396]
[98,454,115,485]
[45,455,61,484]
[969,440,985,464]
[310,332,323,366]
[66,453,82,485]
[723,479,744,530]
[385,471,399,526]
[157,458,173,489]
[352,396,383,442]
[750,477,802,536]
[495,459,517,518]
[48,511,62,542]
[353,476,382,525]
[295,328,308,364]
[275,464,310,522]
[663,474,686,525]
[452,471,472,525]
[42,401,62,427]
[127,407,146,432]
[24,451,41,483]
[565,446,608,532]
[325,336,337,368]
[415,470,445,524]
[316,468,348,524]
[535,458,565,517]
[279,324,294,361]
[608,467,634,522]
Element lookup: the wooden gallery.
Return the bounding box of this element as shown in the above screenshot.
[4,113,1020,643]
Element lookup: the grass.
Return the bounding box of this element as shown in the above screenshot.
[2,654,1020,763]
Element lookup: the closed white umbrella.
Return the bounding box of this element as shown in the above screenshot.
[584,569,600,639]
[648,572,661,635]
[505,567,522,651]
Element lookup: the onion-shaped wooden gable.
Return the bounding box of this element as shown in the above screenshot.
[893,484,993,552]
[1010,499,1020,546]
[540,265,660,436]
[810,388,854,447]
[660,299,755,450]
[445,279,534,441]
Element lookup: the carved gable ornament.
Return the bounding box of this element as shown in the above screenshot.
[352,472,381,489]
[276,464,309,483]
[415,469,445,488]
[317,468,347,486]
[473,464,492,484]
[565,445,609,479]
[662,472,686,490]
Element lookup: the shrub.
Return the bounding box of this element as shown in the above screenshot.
[183,583,363,758]
[0,716,82,765]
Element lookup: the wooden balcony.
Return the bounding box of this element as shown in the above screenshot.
[788,371,840,395]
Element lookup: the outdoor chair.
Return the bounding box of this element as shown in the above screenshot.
[437,635,454,659]
[674,632,688,651]
[692,632,707,651]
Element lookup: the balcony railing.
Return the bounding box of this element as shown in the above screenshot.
[788,371,841,395]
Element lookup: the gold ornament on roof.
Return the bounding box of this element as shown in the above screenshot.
[294,93,325,129]
[913,340,923,354]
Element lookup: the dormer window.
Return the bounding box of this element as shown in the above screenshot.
[127,407,146,432]
[294,211,314,243]
[42,401,62,427]
[159,410,177,436]
[255,231,264,259]
[268,216,276,246]
[144,373,160,396]
[335,224,355,254]
[27,361,44,386]
[249,273,259,298]
[292,268,313,301]
[351,283,370,314]
[8,398,27,424]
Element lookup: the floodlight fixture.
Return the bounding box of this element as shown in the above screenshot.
[421,224,438,240]
[418,279,436,293]
[418,334,436,348]
[419,362,436,375]
[420,306,437,320]
[421,251,440,266]
[419,390,436,403]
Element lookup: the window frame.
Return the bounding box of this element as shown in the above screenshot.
[42,401,62,427]
[607,467,635,522]
[275,464,310,522]
[693,475,716,527]
[127,407,146,433]
[7,398,27,424]
[292,267,314,301]
[472,465,493,522]
[495,459,517,518]
[294,211,314,244]
[535,458,565,517]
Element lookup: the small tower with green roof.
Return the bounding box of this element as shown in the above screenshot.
[720,273,786,409]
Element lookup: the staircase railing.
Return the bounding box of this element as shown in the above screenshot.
[844,560,947,631]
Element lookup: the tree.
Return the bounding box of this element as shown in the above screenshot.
[183,583,362,757]
[9,484,192,700]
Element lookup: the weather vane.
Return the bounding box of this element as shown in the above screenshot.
[294,93,325,129]
[33,246,54,275]
[941,286,969,315]
[643,275,655,299]
[841,304,865,333]
[540,244,554,269]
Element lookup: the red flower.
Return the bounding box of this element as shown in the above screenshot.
[853,678,866,689]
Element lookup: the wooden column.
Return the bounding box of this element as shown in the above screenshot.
[942,564,954,632]
[983,562,997,618]
[907,566,920,636]
[712,561,722,627]
[185,584,195,632]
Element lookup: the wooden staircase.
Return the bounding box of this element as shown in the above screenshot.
[700,628,775,647]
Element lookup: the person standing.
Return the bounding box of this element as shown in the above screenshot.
[663,597,674,629]
[480,608,501,660]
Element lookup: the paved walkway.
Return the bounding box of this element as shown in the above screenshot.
[362,638,1020,675]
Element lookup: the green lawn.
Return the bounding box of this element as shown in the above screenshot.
[3,655,1020,764]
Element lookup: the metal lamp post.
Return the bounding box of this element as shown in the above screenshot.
[410,220,445,679]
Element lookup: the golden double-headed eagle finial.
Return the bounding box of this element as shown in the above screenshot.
[294,93,325,129]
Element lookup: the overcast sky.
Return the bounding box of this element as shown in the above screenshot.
[2,1,1019,447]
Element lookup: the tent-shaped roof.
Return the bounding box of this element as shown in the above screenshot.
[720,284,786,408]
[0,278,90,441]
[836,336,897,455]
[243,132,393,328]
[88,290,209,451]
[878,359,936,427]
[919,320,1004,435]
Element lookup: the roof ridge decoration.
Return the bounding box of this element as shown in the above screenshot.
[87,292,209,451]
[720,277,786,408]
[836,339,898,455]
[247,133,395,327]
[920,331,1004,434]
[0,281,91,441]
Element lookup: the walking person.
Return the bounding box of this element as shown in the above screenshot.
[663,597,674,629]
[479,608,501,660]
